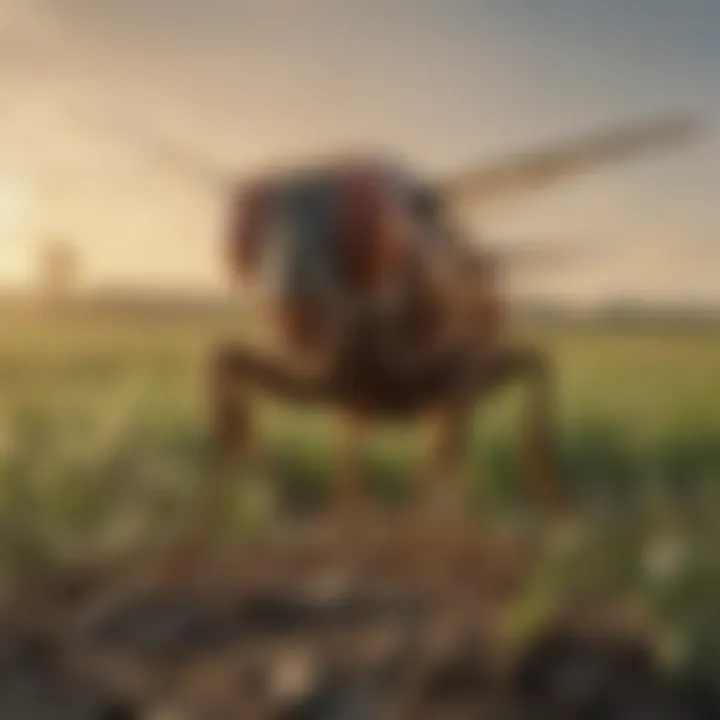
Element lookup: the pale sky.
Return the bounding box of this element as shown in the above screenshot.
[0,0,718,303]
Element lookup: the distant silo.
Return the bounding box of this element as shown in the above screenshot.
[37,239,80,302]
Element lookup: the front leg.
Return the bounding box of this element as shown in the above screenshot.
[188,343,334,551]
[331,410,370,521]
[420,405,473,516]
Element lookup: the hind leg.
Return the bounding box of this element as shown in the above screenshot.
[473,345,566,512]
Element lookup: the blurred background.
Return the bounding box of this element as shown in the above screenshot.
[0,1,718,718]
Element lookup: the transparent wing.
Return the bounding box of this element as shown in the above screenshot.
[486,238,607,272]
[442,115,701,208]
[78,103,234,194]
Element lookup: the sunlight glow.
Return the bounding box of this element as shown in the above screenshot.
[0,178,32,283]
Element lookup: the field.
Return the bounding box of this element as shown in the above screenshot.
[0,308,719,684]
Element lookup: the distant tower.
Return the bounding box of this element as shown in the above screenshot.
[37,238,80,303]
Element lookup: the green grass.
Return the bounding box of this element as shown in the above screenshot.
[0,310,718,673]
[0,313,718,531]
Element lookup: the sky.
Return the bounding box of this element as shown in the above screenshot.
[0,0,718,303]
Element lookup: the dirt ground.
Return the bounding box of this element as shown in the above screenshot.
[0,516,716,719]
